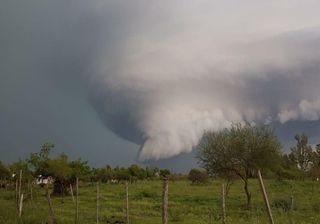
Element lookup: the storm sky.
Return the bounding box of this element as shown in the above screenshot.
[1,1,320,171]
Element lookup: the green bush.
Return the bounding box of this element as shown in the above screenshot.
[188,169,209,184]
[272,198,291,212]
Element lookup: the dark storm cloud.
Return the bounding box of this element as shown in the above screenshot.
[0,0,140,166]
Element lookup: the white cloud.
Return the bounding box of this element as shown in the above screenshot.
[85,1,320,159]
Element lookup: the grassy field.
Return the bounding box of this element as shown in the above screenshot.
[1,179,320,224]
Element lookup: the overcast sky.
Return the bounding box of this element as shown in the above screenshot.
[1,1,320,172]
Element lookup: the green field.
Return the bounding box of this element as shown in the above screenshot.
[1,179,320,224]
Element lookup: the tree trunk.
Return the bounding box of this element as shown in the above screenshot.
[244,179,251,209]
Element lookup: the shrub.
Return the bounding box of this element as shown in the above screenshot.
[188,169,208,184]
[160,169,171,178]
[272,198,291,212]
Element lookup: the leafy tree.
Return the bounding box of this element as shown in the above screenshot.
[290,134,313,172]
[9,159,33,182]
[188,168,208,184]
[308,143,320,180]
[145,166,157,179]
[0,161,10,180]
[276,154,303,180]
[94,165,114,182]
[115,167,130,181]
[128,164,147,180]
[313,143,320,167]
[197,123,281,208]
[70,159,91,181]
[27,143,54,177]
[48,154,71,179]
[160,169,171,178]
[47,153,72,195]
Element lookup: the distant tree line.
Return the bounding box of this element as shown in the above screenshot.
[0,143,172,195]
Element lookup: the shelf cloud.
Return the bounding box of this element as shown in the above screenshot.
[87,1,320,159]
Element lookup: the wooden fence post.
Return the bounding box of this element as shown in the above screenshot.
[162,177,169,224]
[221,184,226,224]
[126,181,129,224]
[15,179,19,212]
[69,184,75,204]
[46,185,56,224]
[75,177,79,224]
[19,193,24,217]
[290,183,294,212]
[18,170,22,201]
[96,181,99,224]
[16,170,22,214]
[257,170,275,224]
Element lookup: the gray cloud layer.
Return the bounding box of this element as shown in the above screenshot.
[1,1,320,163]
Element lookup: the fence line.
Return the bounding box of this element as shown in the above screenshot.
[4,177,312,223]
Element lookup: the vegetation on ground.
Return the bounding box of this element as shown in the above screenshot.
[1,179,320,224]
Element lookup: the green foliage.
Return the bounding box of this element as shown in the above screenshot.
[115,167,131,181]
[27,142,54,177]
[272,198,291,212]
[1,179,320,224]
[92,165,161,183]
[159,169,171,177]
[290,134,313,172]
[48,153,71,179]
[145,166,158,179]
[0,161,10,179]
[197,123,282,177]
[47,153,72,195]
[197,123,282,207]
[188,168,208,184]
[9,160,33,181]
[69,159,91,181]
[128,164,147,180]
[93,165,114,182]
[309,166,320,180]
[134,190,159,200]
[277,134,320,180]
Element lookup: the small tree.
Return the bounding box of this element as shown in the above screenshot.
[188,169,208,184]
[197,123,281,208]
[159,169,171,178]
[0,161,10,181]
[48,153,71,195]
[290,134,313,173]
[9,160,33,182]
[276,154,303,180]
[128,164,147,180]
[70,159,91,182]
[27,143,54,177]
[94,165,114,182]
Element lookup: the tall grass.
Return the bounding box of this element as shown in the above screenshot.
[0,179,320,223]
